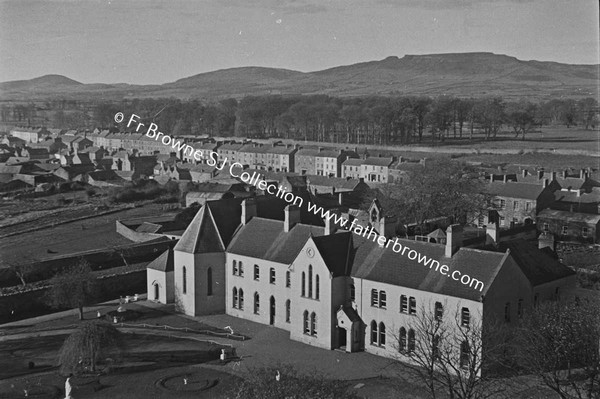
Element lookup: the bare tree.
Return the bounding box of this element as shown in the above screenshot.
[46,258,98,320]
[393,302,511,399]
[515,299,600,399]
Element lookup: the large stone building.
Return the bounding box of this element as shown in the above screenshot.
[147,197,576,367]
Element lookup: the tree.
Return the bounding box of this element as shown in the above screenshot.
[58,321,123,374]
[394,303,511,399]
[46,259,97,320]
[514,299,600,399]
[506,101,539,140]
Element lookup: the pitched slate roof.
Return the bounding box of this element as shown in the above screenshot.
[499,240,576,286]
[351,236,506,301]
[174,204,225,253]
[343,158,364,166]
[486,181,545,200]
[553,188,600,204]
[537,209,600,224]
[147,248,174,272]
[312,232,353,277]
[363,157,394,167]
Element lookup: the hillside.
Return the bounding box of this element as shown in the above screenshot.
[0,53,598,101]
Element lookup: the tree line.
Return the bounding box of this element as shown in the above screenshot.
[1,95,598,144]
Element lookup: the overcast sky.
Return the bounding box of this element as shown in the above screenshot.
[1,0,598,84]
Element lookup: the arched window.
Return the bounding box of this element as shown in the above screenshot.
[286,270,291,288]
[350,284,355,302]
[461,307,470,327]
[400,295,408,313]
[310,312,317,336]
[370,321,378,344]
[232,287,238,308]
[408,329,415,352]
[301,272,306,296]
[379,322,386,346]
[460,341,470,368]
[308,265,313,298]
[239,261,244,276]
[182,266,187,294]
[379,291,386,308]
[239,289,244,310]
[399,327,407,352]
[409,297,417,315]
[233,260,238,275]
[303,310,309,334]
[504,302,511,323]
[315,275,320,300]
[207,267,213,296]
[254,292,260,314]
[371,289,379,307]
[285,299,291,323]
[435,302,444,321]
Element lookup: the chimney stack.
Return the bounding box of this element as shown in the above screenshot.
[551,171,557,181]
[537,170,544,180]
[489,174,494,183]
[562,169,568,179]
[445,224,463,258]
[522,169,527,178]
[543,178,549,188]
[241,198,257,225]
[324,212,337,235]
[580,169,586,179]
[284,205,300,232]
[538,231,555,251]
[486,222,499,245]
[503,175,508,183]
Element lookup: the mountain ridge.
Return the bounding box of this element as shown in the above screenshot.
[1,53,598,101]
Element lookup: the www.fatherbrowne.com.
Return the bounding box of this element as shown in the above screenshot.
[122,113,485,293]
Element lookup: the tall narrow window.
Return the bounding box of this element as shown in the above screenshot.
[370,321,378,345]
[371,289,379,307]
[285,300,291,323]
[504,302,511,323]
[517,299,523,319]
[303,311,309,334]
[310,312,317,336]
[379,291,386,308]
[239,289,244,310]
[301,272,306,296]
[435,302,443,321]
[400,295,408,313]
[254,292,260,314]
[460,341,470,368]
[399,327,407,352]
[239,261,244,277]
[233,260,238,275]
[409,297,416,315]
[315,275,320,300]
[182,266,187,294]
[232,287,238,308]
[534,293,539,308]
[286,270,291,288]
[350,284,356,302]
[308,265,313,298]
[407,329,415,353]
[432,335,440,360]
[461,307,470,327]
[379,322,386,346]
[254,264,260,280]
[207,267,213,296]
[270,268,276,284]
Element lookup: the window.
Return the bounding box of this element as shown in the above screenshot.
[182,266,187,294]
[207,268,213,296]
[239,261,244,277]
[399,327,407,352]
[303,311,309,334]
[239,289,244,310]
[526,202,531,212]
[350,284,356,302]
[582,227,589,237]
[499,199,506,208]
[504,302,511,323]
[254,264,260,281]
[233,260,238,275]
[543,223,549,232]
[478,214,485,227]
[371,289,379,307]
[432,335,440,360]
[460,341,470,369]
[310,312,317,336]
[308,265,313,298]
[500,216,505,226]
[561,226,568,235]
[233,287,238,309]
[301,272,306,296]
[269,268,276,284]
[461,307,470,327]
[315,275,320,300]
[286,270,291,288]
[407,329,415,353]
[285,300,291,323]
[254,292,260,314]
[379,291,387,308]
[370,321,378,345]
[400,295,408,313]
[534,293,539,308]
[517,299,523,319]
[435,302,443,321]
[409,297,416,315]
[378,322,386,346]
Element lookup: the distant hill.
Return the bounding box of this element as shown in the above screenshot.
[1,53,598,101]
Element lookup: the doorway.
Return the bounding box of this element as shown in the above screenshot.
[270,296,276,325]
[153,283,159,301]
[338,327,347,349]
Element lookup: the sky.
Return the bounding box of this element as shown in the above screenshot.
[0,0,598,84]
